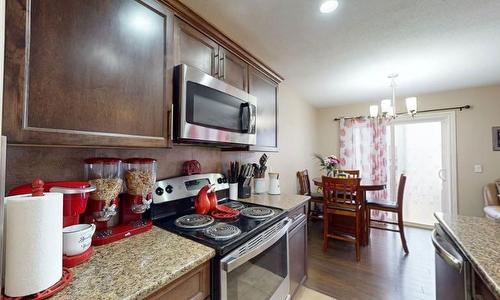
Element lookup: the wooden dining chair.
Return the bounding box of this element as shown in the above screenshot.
[297,170,324,220]
[322,176,362,261]
[366,174,408,254]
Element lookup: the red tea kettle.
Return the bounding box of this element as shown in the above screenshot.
[195,185,211,214]
[207,186,218,211]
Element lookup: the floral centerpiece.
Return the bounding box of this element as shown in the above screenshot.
[314,153,340,177]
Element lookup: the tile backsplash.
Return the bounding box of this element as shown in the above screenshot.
[5,145,225,191]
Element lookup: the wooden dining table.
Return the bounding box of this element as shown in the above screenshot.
[312,177,386,246]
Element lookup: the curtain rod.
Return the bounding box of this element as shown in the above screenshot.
[333,105,471,121]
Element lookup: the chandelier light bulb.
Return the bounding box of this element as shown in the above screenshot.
[406,97,418,116]
[369,105,379,118]
[381,99,392,115]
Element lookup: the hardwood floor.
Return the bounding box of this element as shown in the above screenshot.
[305,220,435,300]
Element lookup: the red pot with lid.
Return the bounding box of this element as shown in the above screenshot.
[8,181,96,227]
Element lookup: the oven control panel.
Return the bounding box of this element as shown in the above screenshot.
[153,173,228,204]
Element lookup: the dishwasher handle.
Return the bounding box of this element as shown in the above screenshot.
[431,228,463,272]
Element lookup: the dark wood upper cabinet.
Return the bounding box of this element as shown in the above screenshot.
[174,16,219,76]
[174,19,247,91]
[218,47,248,91]
[248,67,279,151]
[3,0,174,147]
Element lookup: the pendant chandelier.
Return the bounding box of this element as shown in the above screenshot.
[369,74,418,118]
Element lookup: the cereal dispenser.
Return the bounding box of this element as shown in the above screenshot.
[83,158,123,243]
[121,158,157,225]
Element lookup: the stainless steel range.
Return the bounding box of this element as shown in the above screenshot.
[151,173,291,300]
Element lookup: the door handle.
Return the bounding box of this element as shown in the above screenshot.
[438,169,446,181]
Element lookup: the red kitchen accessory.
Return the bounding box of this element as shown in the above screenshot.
[63,247,93,268]
[2,268,73,300]
[195,185,211,214]
[8,181,96,227]
[91,158,156,246]
[182,160,201,176]
[83,157,122,229]
[211,205,240,219]
[207,186,218,211]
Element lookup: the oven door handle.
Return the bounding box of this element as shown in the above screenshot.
[431,228,463,272]
[222,218,291,272]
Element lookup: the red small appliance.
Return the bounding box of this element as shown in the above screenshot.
[8,180,96,269]
[83,158,125,246]
[88,158,156,245]
[8,180,95,227]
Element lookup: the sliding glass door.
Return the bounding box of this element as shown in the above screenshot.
[387,112,457,227]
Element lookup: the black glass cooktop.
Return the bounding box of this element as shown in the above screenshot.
[153,200,286,256]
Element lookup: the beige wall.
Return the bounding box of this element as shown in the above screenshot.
[316,85,500,216]
[222,82,320,195]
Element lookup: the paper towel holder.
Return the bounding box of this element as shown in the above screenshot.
[31,179,44,197]
[2,268,73,300]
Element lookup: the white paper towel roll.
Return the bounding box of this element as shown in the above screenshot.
[4,192,63,297]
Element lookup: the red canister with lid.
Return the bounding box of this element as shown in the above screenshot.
[8,181,96,227]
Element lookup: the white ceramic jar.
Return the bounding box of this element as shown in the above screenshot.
[62,223,96,256]
[254,178,266,194]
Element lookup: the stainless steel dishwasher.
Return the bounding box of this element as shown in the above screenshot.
[432,224,472,300]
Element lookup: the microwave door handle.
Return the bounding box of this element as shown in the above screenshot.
[249,103,256,134]
[240,103,256,134]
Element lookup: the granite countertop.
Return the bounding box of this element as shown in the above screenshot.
[53,226,215,300]
[239,193,310,211]
[434,212,500,298]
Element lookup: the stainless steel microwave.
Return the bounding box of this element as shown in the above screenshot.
[173,64,257,145]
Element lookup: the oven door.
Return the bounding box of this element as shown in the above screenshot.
[175,64,257,145]
[220,218,291,300]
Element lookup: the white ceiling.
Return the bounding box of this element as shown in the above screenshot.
[180,0,500,107]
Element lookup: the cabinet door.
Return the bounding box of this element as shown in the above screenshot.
[219,48,248,91]
[289,216,307,297]
[146,261,210,300]
[3,0,174,147]
[248,67,279,151]
[174,17,219,76]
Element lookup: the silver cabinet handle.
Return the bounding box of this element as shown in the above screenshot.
[170,104,174,140]
[213,53,219,77]
[219,53,225,80]
[431,228,463,272]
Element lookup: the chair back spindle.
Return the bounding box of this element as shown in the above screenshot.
[322,177,361,207]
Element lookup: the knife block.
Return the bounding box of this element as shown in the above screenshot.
[238,181,251,199]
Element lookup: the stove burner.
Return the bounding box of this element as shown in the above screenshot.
[240,207,275,219]
[204,223,241,240]
[175,214,214,229]
[223,201,246,210]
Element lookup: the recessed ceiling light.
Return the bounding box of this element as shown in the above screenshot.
[320,0,339,14]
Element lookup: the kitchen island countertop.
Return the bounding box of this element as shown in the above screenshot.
[239,193,311,211]
[52,226,215,300]
[434,212,500,298]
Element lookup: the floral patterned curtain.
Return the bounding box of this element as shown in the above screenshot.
[339,117,389,201]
